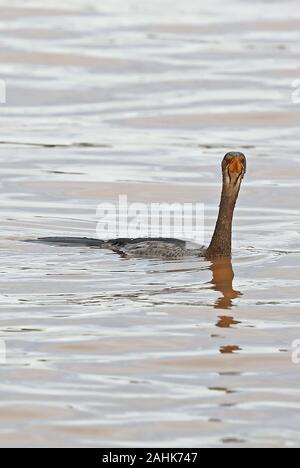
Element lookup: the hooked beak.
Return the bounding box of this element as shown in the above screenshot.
[228,158,244,174]
[226,156,246,187]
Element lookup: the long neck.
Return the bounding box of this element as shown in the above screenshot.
[206,180,240,258]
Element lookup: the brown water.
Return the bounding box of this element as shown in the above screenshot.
[0,0,300,448]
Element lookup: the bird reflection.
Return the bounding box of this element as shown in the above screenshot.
[210,258,242,310]
[219,345,241,354]
[216,316,241,328]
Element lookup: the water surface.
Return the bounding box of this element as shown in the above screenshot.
[0,0,300,448]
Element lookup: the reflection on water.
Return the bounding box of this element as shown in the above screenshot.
[216,316,241,328]
[210,258,242,310]
[220,345,242,354]
[0,0,300,449]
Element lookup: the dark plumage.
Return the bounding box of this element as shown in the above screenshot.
[29,152,246,259]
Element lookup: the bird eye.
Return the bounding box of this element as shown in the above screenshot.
[239,155,246,166]
[224,154,233,163]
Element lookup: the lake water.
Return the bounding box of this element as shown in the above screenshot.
[0,0,300,448]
